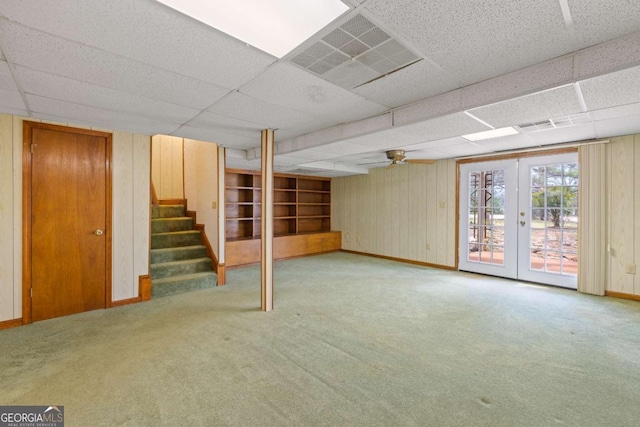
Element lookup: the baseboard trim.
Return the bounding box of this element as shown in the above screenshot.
[226,250,341,270]
[0,318,24,330]
[605,290,640,302]
[139,275,152,301]
[111,296,142,307]
[340,250,457,271]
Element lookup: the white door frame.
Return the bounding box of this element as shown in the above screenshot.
[458,159,518,279]
[459,153,578,288]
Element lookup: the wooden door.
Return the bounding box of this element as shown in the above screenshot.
[24,122,112,322]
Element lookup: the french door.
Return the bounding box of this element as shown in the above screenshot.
[459,153,578,289]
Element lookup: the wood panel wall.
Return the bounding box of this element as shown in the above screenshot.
[112,131,151,301]
[183,138,218,258]
[151,134,183,199]
[0,114,151,322]
[607,134,640,296]
[332,160,457,267]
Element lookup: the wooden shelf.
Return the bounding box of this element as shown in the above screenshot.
[225,169,338,264]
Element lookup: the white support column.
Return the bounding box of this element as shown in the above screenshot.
[261,130,274,311]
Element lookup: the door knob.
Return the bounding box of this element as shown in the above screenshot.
[94,229,104,236]
[520,221,526,226]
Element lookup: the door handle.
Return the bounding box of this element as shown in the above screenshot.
[520,221,526,227]
[94,229,104,236]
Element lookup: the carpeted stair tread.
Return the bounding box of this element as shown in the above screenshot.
[151,217,194,233]
[151,230,202,249]
[150,257,213,279]
[152,204,185,219]
[150,245,207,263]
[152,271,217,297]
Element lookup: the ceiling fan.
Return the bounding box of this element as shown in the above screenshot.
[385,150,435,168]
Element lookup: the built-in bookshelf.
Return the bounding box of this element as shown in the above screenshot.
[225,169,340,266]
[225,169,332,241]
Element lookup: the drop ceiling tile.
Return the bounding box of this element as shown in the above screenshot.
[0,20,229,109]
[185,111,264,139]
[594,114,640,139]
[274,155,313,166]
[173,125,257,149]
[0,88,26,110]
[27,95,179,135]
[239,63,387,123]
[208,92,335,137]
[307,141,375,156]
[0,61,17,91]
[401,136,469,151]
[17,67,201,123]
[276,149,336,161]
[340,128,423,149]
[525,123,597,145]
[570,2,640,48]
[468,133,536,152]
[0,0,275,89]
[462,56,575,109]
[468,85,583,129]
[397,112,490,141]
[354,60,458,108]
[580,66,640,111]
[589,103,640,122]
[365,0,573,85]
[429,142,493,158]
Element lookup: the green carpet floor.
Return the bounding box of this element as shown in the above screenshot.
[1,252,640,426]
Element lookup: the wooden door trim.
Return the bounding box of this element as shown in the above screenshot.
[22,121,113,323]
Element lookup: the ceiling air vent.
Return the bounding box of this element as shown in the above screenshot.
[290,13,422,89]
[517,113,592,133]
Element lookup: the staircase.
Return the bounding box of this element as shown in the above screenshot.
[150,204,217,297]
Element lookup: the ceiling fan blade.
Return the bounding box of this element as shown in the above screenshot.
[386,162,396,169]
[405,159,436,164]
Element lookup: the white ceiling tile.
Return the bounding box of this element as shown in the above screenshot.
[353,60,458,108]
[397,112,489,141]
[394,90,464,126]
[594,114,640,139]
[580,66,640,111]
[207,92,334,136]
[173,125,258,149]
[570,1,640,48]
[240,63,387,122]
[589,103,640,122]
[185,111,264,139]
[339,128,423,149]
[17,67,201,123]
[27,95,178,135]
[0,88,26,110]
[0,0,275,89]
[274,155,313,166]
[0,20,229,109]
[462,56,575,109]
[468,133,536,152]
[523,123,597,146]
[575,32,640,80]
[365,0,573,85]
[0,61,17,91]
[430,142,493,158]
[276,149,335,161]
[468,85,583,128]
[0,107,29,117]
[401,136,469,151]
[308,141,375,156]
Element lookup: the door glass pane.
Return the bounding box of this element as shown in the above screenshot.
[466,169,505,266]
[528,162,578,276]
